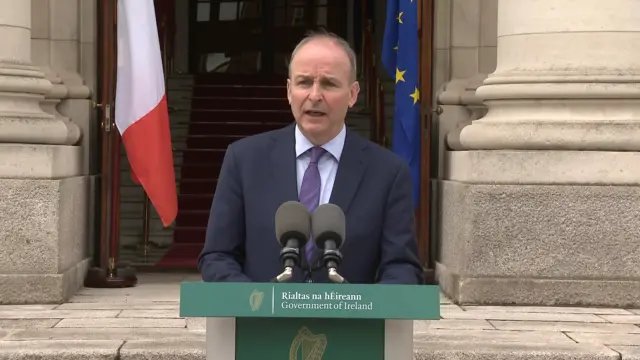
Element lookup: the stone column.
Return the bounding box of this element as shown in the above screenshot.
[31,0,97,174]
[436,0,640,307]
[0,0,90,304]
[459,0,640,151]
[0,0,79,147]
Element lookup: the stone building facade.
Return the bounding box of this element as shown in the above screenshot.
[1,0,638,307]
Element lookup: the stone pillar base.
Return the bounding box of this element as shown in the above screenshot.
[0,175,93,304]
[0,144,81,178]
[437,155,640,307]
[0,258,90,304]
[436,262,640,307]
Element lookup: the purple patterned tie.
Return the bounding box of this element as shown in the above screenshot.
[299,146,326,263]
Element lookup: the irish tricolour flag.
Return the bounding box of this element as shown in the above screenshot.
[115,0,177,227]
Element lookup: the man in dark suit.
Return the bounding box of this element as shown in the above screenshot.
[198,31,423,284]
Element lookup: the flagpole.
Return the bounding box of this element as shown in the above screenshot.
[84,0,137,288]
[109,128,121,276]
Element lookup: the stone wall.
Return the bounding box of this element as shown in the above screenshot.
[0,0,98,304]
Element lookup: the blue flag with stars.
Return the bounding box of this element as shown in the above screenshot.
[381,0,421,208]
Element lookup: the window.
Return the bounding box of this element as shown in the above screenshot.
[196,2,211,22]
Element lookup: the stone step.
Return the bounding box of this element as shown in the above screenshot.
[0,337,627,359]
[2,273,637,359]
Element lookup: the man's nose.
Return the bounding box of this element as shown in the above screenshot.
[308,83,322,102]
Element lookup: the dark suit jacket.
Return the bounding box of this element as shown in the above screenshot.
[198,123,423,284]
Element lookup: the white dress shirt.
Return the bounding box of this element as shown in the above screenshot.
[294,124,346,205]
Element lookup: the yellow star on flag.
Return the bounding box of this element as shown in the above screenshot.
[409,87,420,105]
[395,68,406,83]
[397,12,403,24]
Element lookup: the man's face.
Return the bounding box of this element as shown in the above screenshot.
[287,39,360,144]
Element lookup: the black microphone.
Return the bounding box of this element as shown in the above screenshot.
[311,203,349,284]
[271,201,310,282]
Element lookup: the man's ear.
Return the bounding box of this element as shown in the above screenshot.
[286,78,292,104]
[348,81,360,108]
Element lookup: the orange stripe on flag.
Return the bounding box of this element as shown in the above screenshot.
[121,95,177,227]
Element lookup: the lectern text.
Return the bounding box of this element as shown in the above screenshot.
[279,291,373,312]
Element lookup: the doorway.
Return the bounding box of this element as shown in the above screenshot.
[96,0,437,275]
[188,0,347,75]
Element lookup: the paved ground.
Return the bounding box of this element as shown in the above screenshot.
[0,273,639,359]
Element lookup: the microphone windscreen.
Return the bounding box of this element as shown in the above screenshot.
[311,203,346,247]
[274,201,311,246]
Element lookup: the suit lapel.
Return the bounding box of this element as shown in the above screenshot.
[310,128,368,266]
[328,128,367,212]
[268,124,299,206]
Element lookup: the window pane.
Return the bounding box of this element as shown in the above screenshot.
[218,1,260,20]
[276,0,308,5]
[276,6,306,26]
[273,51,290,76]
[196,3,211,22]
[291,7,305,25]
[315,6,327,26]
[219,2,239,21]
[202,51,262,74]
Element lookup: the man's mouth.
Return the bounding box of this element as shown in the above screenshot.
[304,110,326,117]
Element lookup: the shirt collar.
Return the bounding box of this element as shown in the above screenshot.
[295,124,346,161]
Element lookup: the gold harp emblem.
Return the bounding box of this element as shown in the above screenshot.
[249,289,264,311]
[289,326,327,360]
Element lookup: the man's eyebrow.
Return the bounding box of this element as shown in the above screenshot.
[294,74,312,80]
[293,74,341,82]
[321,75,340,82]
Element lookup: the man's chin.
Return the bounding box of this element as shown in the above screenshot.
[302,114,328,123]
[298,121,332,141]
[299,117,328,131]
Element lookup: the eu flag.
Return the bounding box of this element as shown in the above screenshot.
[381,0,421,208]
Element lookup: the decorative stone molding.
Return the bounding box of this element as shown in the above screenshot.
[28,0,93,147]
[0,1,82,146]
[436,74,487,150]
[459,0,640,151]
[57,70,92,100]
[39,66,82,145]
[0,63,85,146]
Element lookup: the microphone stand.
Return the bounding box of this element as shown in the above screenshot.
[274,266,293,282]
[328,267,347,284]
[322,240,349,284]
[271,239,301,283]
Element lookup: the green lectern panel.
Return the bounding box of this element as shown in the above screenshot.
[236,317,384,360]
[180,282,440,320]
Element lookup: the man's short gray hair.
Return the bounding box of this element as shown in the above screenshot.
[288,29,358,82]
